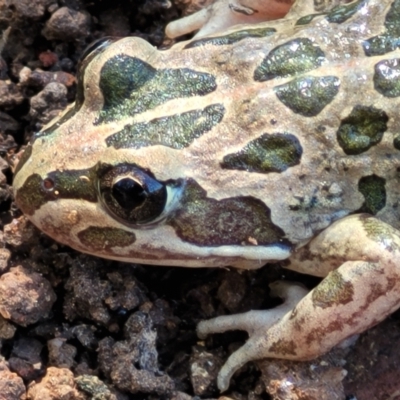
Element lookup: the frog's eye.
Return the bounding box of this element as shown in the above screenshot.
[98,164,167,226]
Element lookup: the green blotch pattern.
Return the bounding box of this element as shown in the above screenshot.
[96,55,217,124]
[325,0,366,23]
[168,179,289,246]
[361,215,400,252]
[336,105,388,155]
[374,58,400,97]
[221,133,302,173]
[254,38,326,82]
[358,175,386,215]
[296,13,325,26]
[312,270,354,309]
[295,0,365,26]
[47,169,98,202]
[15,168,97,216]
[184,27,276,49]
[15,174,47,216]
[77,226,135,251]
[363,0,400,56]
[106,104,225,149]
[274,75,340,117]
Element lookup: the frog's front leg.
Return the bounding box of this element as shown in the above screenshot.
[165,0,294,39]
[198,214,400,391]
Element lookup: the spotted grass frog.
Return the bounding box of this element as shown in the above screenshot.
[13,0,400,391]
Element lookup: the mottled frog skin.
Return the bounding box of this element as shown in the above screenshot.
[13,0,400,391]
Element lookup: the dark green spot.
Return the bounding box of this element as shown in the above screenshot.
[394,135,400,150]
[47,169,97,202]
[15,174,47,216]
[360,215,400,252]
[363,0,400,56]
[363,35,400,57]
[15,168,97,216]
[374,58,400,97]
[97,55,217,123]
[254,38,326,82]
[295,0,365,27]
[296,13,325,26]
[184,27,276,49]
[169,179,289,247]
[312,270,354,309]
[221,132,302,173]
[325,0,366,23]
[274,75,340,117]
[336,105,388,155]
[77,226,135,251]
[358,175,386,215]
[106,104,225,149]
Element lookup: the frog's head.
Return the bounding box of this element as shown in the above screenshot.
[13,37,291,268]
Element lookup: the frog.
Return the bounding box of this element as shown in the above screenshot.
[12,0,400,392]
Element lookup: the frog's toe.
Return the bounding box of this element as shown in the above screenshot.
[165,9,209,39]
[197,281,309,390]
[198,316,281,391]
[217,338,266,391]
[197,280,308,338]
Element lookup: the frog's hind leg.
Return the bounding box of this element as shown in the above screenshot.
[198,214,400,391]
[198,281,309,390]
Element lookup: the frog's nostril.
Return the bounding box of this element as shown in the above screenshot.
[42,177,55,191]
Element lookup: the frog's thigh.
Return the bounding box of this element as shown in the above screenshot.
[199,214,400,391]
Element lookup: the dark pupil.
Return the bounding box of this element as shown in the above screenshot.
[112,178,146,210]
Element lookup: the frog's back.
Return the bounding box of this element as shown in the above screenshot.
[155,0,400,242]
